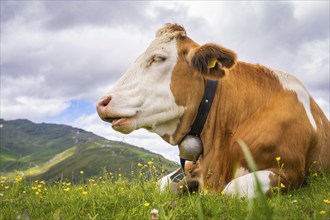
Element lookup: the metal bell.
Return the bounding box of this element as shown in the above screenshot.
[178,135,203,162]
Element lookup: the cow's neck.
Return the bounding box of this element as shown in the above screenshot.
[177,79,218,167]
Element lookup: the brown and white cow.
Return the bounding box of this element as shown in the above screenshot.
[97,23,330,198]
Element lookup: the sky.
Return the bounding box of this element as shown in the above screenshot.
[1,1,329,163]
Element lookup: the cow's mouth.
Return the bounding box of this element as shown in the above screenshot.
[104,117,137,134]
[103,117,117,123]
[112,118,129,126]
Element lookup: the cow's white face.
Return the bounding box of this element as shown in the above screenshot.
[97,24,237,145]
[97,29,185,139]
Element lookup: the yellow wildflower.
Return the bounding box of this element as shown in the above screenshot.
[66,182,71,186]
[14,176,23,183]
[179,185,183,189]
[64,187,70,192]
[148,161,153,166]
[280,183,285,188]
[324,199,330,204]
[4,186,9,189]
[320,210,326,215]
[221,191,225,196]
[37,184,43,188]
[144,202,150,207]
[35,191,40,195]
[276,157,281,161]
[82,191,88,195]
[137,163,143,167]
[80,170,84,174]
[40,180,45,185]
[32,187,37,190]
[1,176,7,180]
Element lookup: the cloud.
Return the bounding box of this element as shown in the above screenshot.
[1,1,152,30]
[293,39,329,95]
[1,96,70,121]
[316,98,330,119]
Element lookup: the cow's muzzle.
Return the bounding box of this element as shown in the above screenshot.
[96,96,112,121]
[96,96,138,134]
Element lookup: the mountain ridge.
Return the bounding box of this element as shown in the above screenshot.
[0,118,178,181]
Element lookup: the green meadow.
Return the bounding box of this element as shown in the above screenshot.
[1,161,329,220]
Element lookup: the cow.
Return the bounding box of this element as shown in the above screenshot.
[97,23,330,198]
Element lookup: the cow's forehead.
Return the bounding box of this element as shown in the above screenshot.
[144,34,177,56]
[142,25,186,57]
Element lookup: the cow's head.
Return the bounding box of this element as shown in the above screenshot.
[97,23,237,145]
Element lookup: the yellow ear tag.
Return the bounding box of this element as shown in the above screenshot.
[209,57,217,68]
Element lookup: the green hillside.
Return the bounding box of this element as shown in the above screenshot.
[0,119,178,181]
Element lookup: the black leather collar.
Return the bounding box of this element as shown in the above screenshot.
[170,79,218,182]
[189,79,218,137]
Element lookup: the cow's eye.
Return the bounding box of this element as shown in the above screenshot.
[152,55,166,63]
[148,55,166,67]
[153,55,166,63]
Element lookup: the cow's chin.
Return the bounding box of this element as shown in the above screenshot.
[111,117,137,134]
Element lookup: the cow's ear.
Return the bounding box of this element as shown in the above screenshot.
[190,43,237,76]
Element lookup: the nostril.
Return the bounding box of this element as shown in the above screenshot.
[98,96,112,107]
[97,96,112,116]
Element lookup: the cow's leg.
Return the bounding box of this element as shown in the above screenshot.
[158,168,181,191]
[223,170,278,199]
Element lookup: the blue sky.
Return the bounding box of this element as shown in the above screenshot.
[44,99,96,124]
[1,1,329,162]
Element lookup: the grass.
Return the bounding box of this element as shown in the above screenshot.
[0,161,329,220]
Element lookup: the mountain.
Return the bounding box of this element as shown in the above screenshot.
[0,119,178,181]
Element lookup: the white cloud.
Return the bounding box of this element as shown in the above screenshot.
[293,39,329,89]
[316,98,330,120]
[1,96,70,121]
